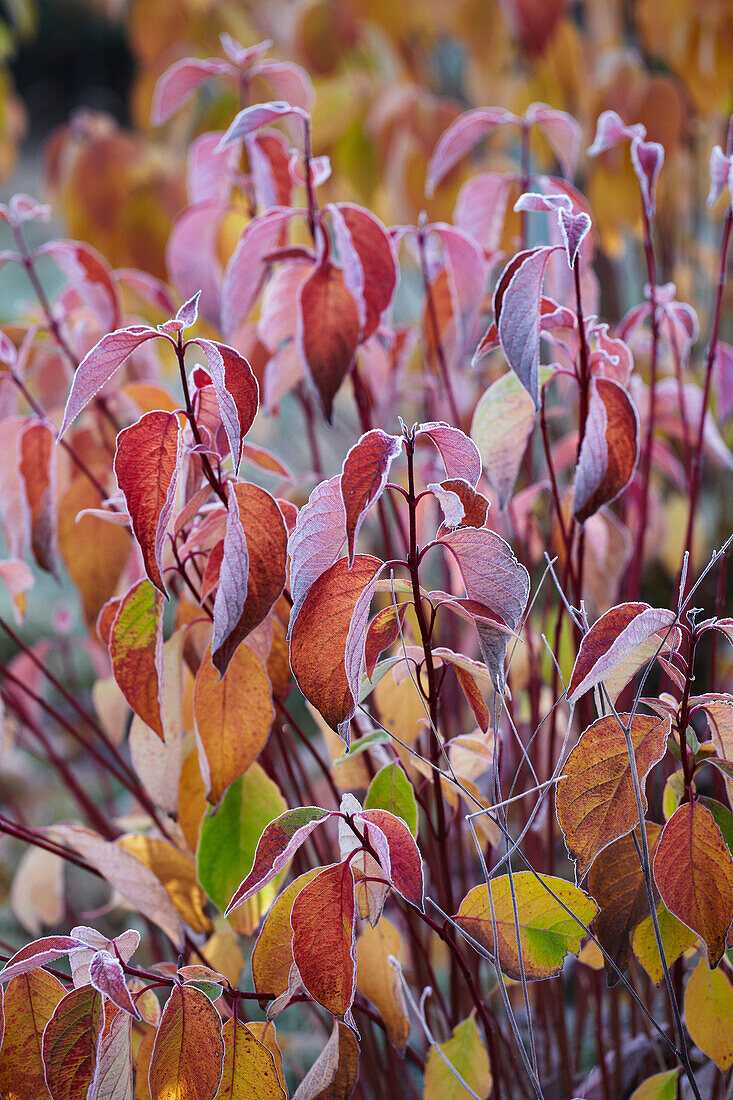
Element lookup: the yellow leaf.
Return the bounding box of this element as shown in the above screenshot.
[116,835,212,934]
[356,917,410,1050]
[684,956,733,1072]
[424,1017,492,1100]
[630,1069,679,1100]
[178,747,207,852]
[632,902,697,985]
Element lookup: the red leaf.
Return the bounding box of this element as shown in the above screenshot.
[329,203,398,340]
[0,935,86,983]
[490,246,560,408]
[431,478,490,532]
[109,580,164,740]
[291,861,357,1017]
[89,951,140,1019]
[365,603,408,679]
[114,410,181,595]
[19,420,57,574]
[426,107,519,196]
[217,101,308,152]
[290,554,383,743]
[356,808,424,909]
[567,603,677,704]
[572,377,639,524]
[151,57,234,125]
[42,985,104,1100]
[38,240,120,330]
[59,326,160,438]
[211,481,287,675]
[191,339,259,468]
[288,475,346,623]
[226,807,332,914]
[416,422,482,487]
[298,259,360,422]
[430,223,488,349]
[247,131,295,210]
[221,207,298,336]
[341,429,402,565]
[653,802,733,967]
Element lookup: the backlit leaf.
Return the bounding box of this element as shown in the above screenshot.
[194,643,274,804]
[557,712,669,881]
[114,410,181,594]
[149,984,224,1100]
[424,1016,492,1100]
[109,579,164,741]
[629,1070,678,1100]
[684,956,733,1071]
[567,603,677,704]
[572,377,639,524]
[291,860,357,1016]
[653,802,733,967]
[632,901,696,985]
[214,1018,287,1099]
[340,429,402,565]
[42,985,104,1100]
[0,969,65,1099]
[455,872,599,980]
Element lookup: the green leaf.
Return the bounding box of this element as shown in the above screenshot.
[364,762,418,836]
[629,1068,678,1100]
[197,763,287,928]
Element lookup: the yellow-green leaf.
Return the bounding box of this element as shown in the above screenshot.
[424,1017,492,1100]
[629,1069,678,1100]
[684,956,733,1071]
[632,902,697,985]
[214,1018,286,1099]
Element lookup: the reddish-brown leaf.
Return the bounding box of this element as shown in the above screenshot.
[114,410,181,594]
[149,984,224,1100]
[291,861,357,1017]
[298,260,360,422]
[431,478,490,532]
[356,808,424,909]
[19,420,57,574]
[292,1019,359,1099]
[289,555,383,743]
[557,712,670,881]
[252,869,321,999]
[573,377,639,524]
[340,429,402,565]
[0,969,66,1099]
[364,603,408,679]
[42,985,104,1100]
[191,339,259,468]
[109,579,164,741]
[653,802,733,967]
[330,202,398,340]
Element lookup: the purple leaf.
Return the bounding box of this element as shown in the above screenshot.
[587,110,646,157]
[559,209,592,268]
[707,146,733,208]
[176,291,201,328]
[630,138,664,219]
[430,223,488,350]
[0,935,86,982]
[211,482,249,665]
[89,951,140,1019]
[151,57,234,126]
[216,101,308,152]
[220,206,301,336]
[426,107,519,196]
[288,474,346,628]
[416,422,482,486]
[713,341,733,422]
[58,326,160,439]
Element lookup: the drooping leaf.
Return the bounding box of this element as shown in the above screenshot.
[416,422,482,487]
[340,429,402,565]
[567,603,678,704]
[194,643,274,804]
[364,763,418,837]
[226,807,331,915]
[587,824,661,984]
[149,984,224,1100]
[424,1016,492,1100]
[355,807,424,908]
[298,259,360,422]
[631,901,696,985]
[198,764,287,932]
[217,102,308,152]
[58,326,161,439]
[89,950,140,1017]
[430,479,490,532]
[684,956,733,1071]
[557,713,670,881]
[114,410,181,594]
[355,918,410,1051]
[252,869,321,999]
[290,860,357,1016]
[42,985,104,1100]
[470,372,536,509]
[455,872,599,980]
[288,475,346,624]
[572,377,639,524]
[653,802,733,967]
[214,1018,287,1099]
[292,1019,359,1100]
[525,102,583,178]
[109,579,164,741]
[192,340,259,468]
[0,969,65,1100]
[289,554,383,743]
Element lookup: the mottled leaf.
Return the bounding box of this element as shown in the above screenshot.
[0,969,65,1099]
[291,861,357,1016]
[42,985,104,1100]
[109,579,164,740]
[149,984,224,1100]
[214,1018,287,1099]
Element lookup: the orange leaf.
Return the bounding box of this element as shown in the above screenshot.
[42,985,104,1100]
[109,579,164,741]
[0,969,66,1099]
[291,861,357,1016]
[19,420,57,574]
[557,712,670,881]
[149,984,224,1100]
[58,476,130,624]
[194,643,274,804]
[653,801,733,967]
[114,409,181,594]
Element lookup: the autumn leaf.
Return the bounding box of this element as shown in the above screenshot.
[364,763,418,837]
[109,579,164,741]
[292,1019,359,1100]
[252,869,321,1000]
[572,377,639,524]
[298,259,360,422]
[42,985,104,1100]
[149,984,224,1100]
[19,420,57,574]
[290,860,357,1016]
[114,410,181,594]
[355,918,410,1050]
[632,901,697,985]
[556,712,670,881]
[0,969,66,1099]
[470,372,536,509]
[116,835,211,934]
[455,872,599,980]
[629,1070,679,1100]
[416,422,482,487]
[653,802,733,967]
[214,1018,287,1099]
[58,476,131,624]
[340,429,402,565]
[88,1008,133,1099]
[424,1017,492,1100]
[684,956,733,1071]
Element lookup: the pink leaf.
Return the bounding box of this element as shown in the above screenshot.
[59,326,160,439]
[175,291,200,329]
[514,192,572,214]
[216,101,308,152]
[151,57,234,126]
[166,201,225,326]
[525,103,583,178]
[416,422,482,486]
[341,429,402,565]
[246,131,294,211]
[221,206,300,336]
[572,377,639,524]
[288,475,347,625]
[454,171,516,254]
[252,60,315,112]
[630,138,664,219]
[558,209,592,268]
[430,223,488,349]
[191,339,259,467]
[426,107,519,196]
[38,241,120,331]
[587,110,646,157]
[226,807,331,914]
[89,951,140,1018]
[713,341,733,422]
[708,146,733,208]
[0,936,86,983]
[219,34,272,68]
[490,246,560,408]
[567,603,677,704]
[186,131,238,204]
